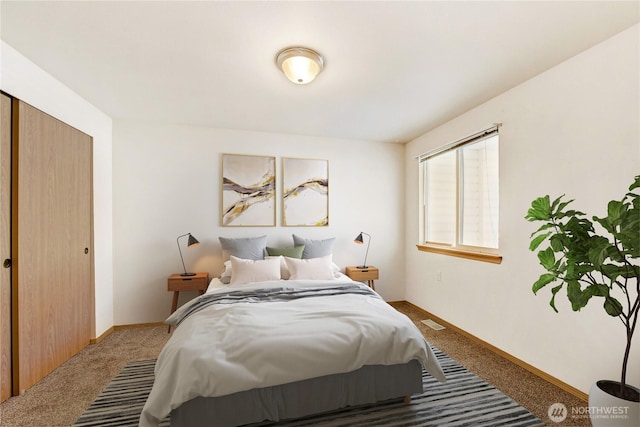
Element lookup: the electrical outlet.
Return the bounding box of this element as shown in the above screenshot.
[436,271,442,282]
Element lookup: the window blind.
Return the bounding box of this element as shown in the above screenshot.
[420,124,500,250]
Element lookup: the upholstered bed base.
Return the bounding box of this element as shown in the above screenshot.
[170,359,423,427]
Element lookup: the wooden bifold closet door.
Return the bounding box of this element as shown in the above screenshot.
[12,99,93,395]
[0,94,12,402]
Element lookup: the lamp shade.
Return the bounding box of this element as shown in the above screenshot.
[276,47,324,85]
[187,234,200,247]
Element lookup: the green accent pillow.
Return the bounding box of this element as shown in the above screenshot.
[266,245,305,258]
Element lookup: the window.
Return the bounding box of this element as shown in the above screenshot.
[418,126,501,263]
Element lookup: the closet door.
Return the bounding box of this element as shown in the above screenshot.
[0,94,11,403]
[13,100,92,394]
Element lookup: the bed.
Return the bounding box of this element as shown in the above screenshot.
[139,252,446,427]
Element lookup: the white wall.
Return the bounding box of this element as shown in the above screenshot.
[0,41,114,337]
[112,122,405,325]
[404,24,640,395]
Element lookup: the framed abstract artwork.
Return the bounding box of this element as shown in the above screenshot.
[282,157,328,226]
[221,154,276,226]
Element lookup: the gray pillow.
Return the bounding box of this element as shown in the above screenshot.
[292,234,335,259]
[219,235,267,261]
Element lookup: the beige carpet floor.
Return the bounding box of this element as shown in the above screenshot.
[0,303,589,426]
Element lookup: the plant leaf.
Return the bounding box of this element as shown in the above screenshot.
[549,284,563,313]
[587,237,612,269]
[550,195,567,215]
[529,223,555,237]
[525,196,551,221]
[538,247,556,270]
[600,264,623,281]
[593,215,614,234]
[567,280,589,311]
[532,273,556,294]
[556,199,573,213]
[607,200,623,226]
[529,232,551,251]
[604,297,623,317]
[549,234,565,252]
[587,284,609,297]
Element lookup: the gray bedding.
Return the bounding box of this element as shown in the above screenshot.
[140,279,445,427]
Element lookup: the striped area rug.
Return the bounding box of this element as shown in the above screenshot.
[74,348,544,427]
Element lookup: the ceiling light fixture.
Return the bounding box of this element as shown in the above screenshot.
[275,47,325,85]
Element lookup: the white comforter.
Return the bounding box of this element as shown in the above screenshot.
[140,278,446,427]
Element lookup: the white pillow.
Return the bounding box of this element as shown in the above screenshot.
[266,255,291,280]
[331,262,341,277]
[229,256,281,286]
[218,260,233,284]
[284,255,335,280]
[220,260,232,277]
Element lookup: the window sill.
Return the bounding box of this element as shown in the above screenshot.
[416,244,502,264]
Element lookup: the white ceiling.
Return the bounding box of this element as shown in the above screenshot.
[1,1,638,143]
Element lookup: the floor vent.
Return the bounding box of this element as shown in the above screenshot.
[421,319,446,330]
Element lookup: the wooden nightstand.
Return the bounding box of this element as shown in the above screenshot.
[167,272,209,332]
[345,266,379,290]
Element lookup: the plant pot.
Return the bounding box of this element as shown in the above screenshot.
[588,380,639,426]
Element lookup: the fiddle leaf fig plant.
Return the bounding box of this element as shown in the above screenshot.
[525,175,640,401]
